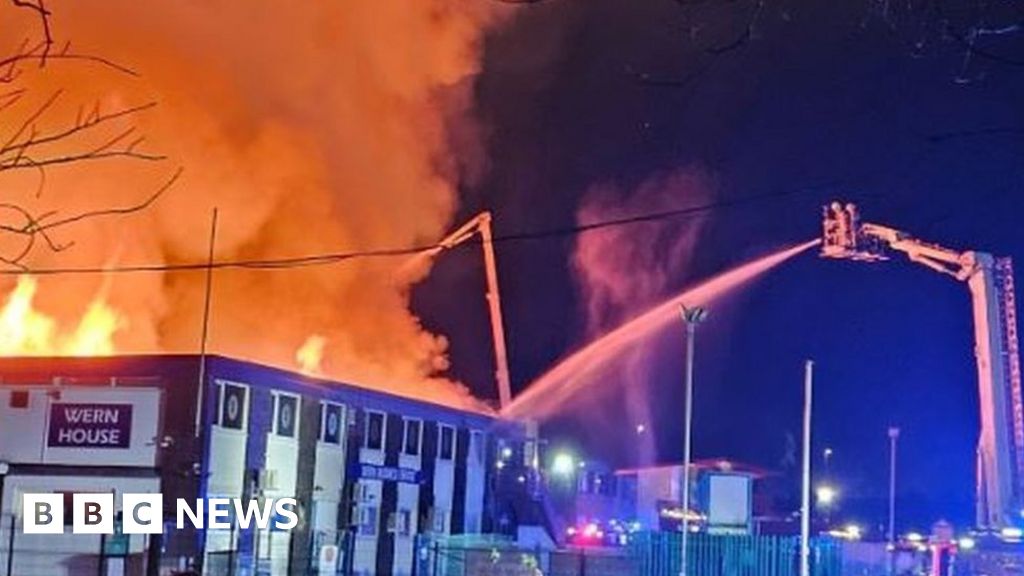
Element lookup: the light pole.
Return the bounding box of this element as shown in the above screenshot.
[888,427,900,544]
[800,360,814,576]
[679,304,707,576]
[1,460,10,576]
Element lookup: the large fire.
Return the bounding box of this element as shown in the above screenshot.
[0,276,123,356]
[0,1,505,412]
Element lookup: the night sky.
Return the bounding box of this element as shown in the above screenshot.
[413,0,1024,532]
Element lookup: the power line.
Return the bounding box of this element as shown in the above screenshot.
[0,182,838,276]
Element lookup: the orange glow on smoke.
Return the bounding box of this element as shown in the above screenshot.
[296,334,326,375]
[0,276,122,356]
[0,2,506,413]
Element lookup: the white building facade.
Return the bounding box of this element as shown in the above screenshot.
[0,355,521,576]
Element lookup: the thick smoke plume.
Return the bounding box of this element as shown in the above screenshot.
[0,2,499,410]
[570,168,711,463]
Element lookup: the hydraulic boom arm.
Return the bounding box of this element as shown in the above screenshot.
[410,212,513,410]
[822,202,1024,529]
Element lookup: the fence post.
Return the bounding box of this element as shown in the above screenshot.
[146,532,162,576]
[432,541,439,576]
[98,531,107,576]
[345,528,356,576]
[6,514,14,576]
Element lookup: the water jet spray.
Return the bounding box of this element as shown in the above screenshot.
[503,239,820,420]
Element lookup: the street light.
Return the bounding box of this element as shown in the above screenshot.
[679,304,707,576]
[551,452,576,477]
[888,427,900,545]
[815,484,838,507]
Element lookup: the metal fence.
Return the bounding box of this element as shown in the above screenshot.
[630,532,842,576]
[415,532,845,576]
[0,513,356,576]
[413,535,625,576]
[0,513,154,576]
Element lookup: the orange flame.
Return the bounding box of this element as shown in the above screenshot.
[0,276,123,356]
[0,2,505,412]
[0,276,56,354]
[296,334,326,375]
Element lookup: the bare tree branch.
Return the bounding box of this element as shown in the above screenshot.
[0,100,157,157]
[33,167,181,233]
[0,1,176,269]
[10,0,52,62]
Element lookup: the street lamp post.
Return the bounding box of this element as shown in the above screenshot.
[888,427,900,544]
[679,305,707,576]
[800,360,814,576]
[0,460,10,576]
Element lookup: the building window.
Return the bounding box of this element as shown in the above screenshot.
[431,508,447,533]
[439,425,455,461]
[403,418,421,456]
[364,410,386,451]
[358,505,378,536]
[470,430,484,463]
[320,402,345,445]
[216,381,248,430]
[354,482,378,536]
[392,509,412,537]
[272,392,299,438]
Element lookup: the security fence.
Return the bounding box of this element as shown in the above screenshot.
[0,514,358,576]
[415,532,845,576]
[0,512,155,576]
[631,532,842,576]
[2,520,1016,576]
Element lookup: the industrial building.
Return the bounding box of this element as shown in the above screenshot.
[614,460,770,535]
[543,457,774,544]
[0,355,531,576]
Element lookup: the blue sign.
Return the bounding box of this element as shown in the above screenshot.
[47,403,132,449]
[350,463,421,484]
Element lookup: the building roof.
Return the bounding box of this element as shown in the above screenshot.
[0,354,504,429]
[615,458,775,479]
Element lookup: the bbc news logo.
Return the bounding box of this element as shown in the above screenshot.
[22,494,299,534]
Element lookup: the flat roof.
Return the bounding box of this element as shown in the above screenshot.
[616,458,774,479]
[0,354,503,429]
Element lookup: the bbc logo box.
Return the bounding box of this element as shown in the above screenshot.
[23,493,163,535]
[21,493,299,534]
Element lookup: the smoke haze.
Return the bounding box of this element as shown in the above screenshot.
[0,2,503,410]
[570,168,711,463]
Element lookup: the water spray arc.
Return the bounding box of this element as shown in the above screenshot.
[502,239,820,420]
